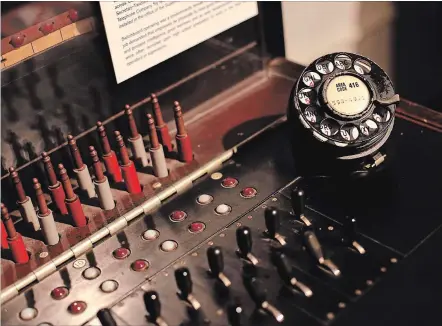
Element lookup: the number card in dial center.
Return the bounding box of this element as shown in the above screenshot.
[325,75,371,116]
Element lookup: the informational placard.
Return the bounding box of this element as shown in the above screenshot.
[100,1,259,83]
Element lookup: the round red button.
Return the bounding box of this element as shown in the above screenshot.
[131,259,149,272]
[113,247,131,260]
[68,9,79,22]
[169,210,187,222]
[40,22,54,35]
[10,34,25,48]
[51,287,69,300]
[221,177,238,188]
[189,222,206,234]
[241,187,257,198]
[68,301,87,314]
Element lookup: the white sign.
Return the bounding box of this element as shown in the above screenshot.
[100,1,259,83]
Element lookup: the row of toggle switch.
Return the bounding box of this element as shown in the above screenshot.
[9,186,369,325]
[95,222,290,325]
[1,95,194,265]
[290,188,366,275]
[94,187,367,326]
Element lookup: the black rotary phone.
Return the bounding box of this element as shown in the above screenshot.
[288,52,400,179]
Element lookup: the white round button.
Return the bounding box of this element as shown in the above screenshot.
[100,280,119,293]
[142,229,160,241]
[19,307,38,321]
[215,204,232,215]
[211,172,223,180]
[197,194,213,205]
[72,259,86,269]
[160,240,178,252]
[82,267,101,280]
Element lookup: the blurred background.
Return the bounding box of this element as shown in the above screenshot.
[282,1,442,112]
[2,1,441,111]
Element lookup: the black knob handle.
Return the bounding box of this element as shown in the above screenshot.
[273,251,292,283]
[236,226,253,256]
[144,291,161,319]
[264,207,280,238]
[342,216,357,243]
[175,267,193,297]
[291,188,305,218]
[244,277,266,305]
[227,302,244,326]
[207,246,224,275]
[97,308,117,326]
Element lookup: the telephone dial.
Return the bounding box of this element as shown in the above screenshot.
[288,52,400,178]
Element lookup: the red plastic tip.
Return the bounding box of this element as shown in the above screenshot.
[1,203,17,238]
[10,34,25,48]
[68,9,79,22]
[67,135,84,169]
[40,22,54,35]
[9,167,27,202]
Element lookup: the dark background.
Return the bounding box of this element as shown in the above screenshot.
[394,2,442,111]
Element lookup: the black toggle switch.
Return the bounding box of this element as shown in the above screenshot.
[227,301,244,326]
[97,308,117,326]
[237,226,252,255]
[144,291,161,319]
[291,188,304,216]
[342,216,366,254]
[175,267,193,297]
[236,226,258,265]
[207,246,231,287]
[264,207,286,246]
[304,230,341,276]
[273,251,313,297]
[291,188,311,226]
[144,291,169,326]
[343,216,356,238]
[244,277,284,323]
[175,267,201,310]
